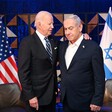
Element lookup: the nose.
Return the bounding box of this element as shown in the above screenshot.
[51,24,54,29]
[65,29,69,35]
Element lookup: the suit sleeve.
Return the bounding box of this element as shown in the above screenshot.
[18,37,34,101]
[91,46,105,106]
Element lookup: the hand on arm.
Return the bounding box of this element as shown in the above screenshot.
[83,33,92,40]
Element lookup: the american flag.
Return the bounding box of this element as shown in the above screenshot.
[0,17,21,88]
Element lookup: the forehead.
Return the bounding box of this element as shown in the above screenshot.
[43,15,54,23]
[64,19,76,27]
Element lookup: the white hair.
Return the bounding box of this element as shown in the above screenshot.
[34,11,52,27]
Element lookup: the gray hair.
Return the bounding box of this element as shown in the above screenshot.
[64,15,82,26]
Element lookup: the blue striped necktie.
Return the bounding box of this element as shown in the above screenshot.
[44,38,52,61]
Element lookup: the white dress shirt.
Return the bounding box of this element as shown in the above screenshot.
[65,35,83,69]
[36,30,46,49]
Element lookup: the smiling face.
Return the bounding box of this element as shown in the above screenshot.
[64,17,83,44]
[35,11,54,37]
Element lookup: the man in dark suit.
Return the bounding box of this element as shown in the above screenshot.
[59,15,105,112]
[18,11,58,112]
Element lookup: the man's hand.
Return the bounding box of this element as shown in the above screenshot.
[83,33,92,40]
[29,97,39,110]
[90,104,101,111]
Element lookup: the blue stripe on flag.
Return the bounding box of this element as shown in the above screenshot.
[104,64,112,79]
[106,13,112,30]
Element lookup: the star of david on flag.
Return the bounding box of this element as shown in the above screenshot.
[104,43,112,60]
[0,17,21,89]
[100,7,112,79]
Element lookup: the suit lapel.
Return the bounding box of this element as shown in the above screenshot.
[33,33,52,62]
[62,41,69,70]
[68,39,86,69]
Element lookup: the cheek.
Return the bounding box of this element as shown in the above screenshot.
[48,26,52,30]
[41,25,45,30]
[73,29,79,34]
[43,27,49,32]
[44,26,49,31]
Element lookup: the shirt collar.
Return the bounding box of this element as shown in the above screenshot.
[36,30,46,41]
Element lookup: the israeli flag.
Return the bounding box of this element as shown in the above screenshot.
[100,7,112,79]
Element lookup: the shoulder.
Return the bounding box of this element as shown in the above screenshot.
[20,33,37,44]
[19,33,37,50]
[83,39,100,47]
[83,39,102,52]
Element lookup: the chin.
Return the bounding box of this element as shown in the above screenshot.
[49,32,52,35]
[67,37,72,41]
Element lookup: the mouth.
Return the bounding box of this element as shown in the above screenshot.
[50,29,53,31]
[49,30,52,33]
[66,35,71,38]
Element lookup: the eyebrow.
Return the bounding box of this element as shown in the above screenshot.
[64,26,74,30]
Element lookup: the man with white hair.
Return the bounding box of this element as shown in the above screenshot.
[18,11,58,112]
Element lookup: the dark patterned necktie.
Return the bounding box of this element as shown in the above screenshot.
[44,38,52,61]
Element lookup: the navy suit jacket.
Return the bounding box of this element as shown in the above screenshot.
[59,39,105,111]
[18,32,58,105]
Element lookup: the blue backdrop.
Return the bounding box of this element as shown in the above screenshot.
[0,0,112,14]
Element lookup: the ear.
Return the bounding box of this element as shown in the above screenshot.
[79,24,83,32]
[35,20,41,28]
[37,21,42,29]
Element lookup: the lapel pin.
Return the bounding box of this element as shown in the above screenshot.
[82,45,85,48]
[54,47,57,49]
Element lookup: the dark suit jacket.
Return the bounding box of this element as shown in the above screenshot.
[59,39,105,111]
[18,32,58,105]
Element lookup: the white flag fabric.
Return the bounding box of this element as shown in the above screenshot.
[100,7,112,79]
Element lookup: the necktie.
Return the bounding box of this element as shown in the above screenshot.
[44,38,52,61]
